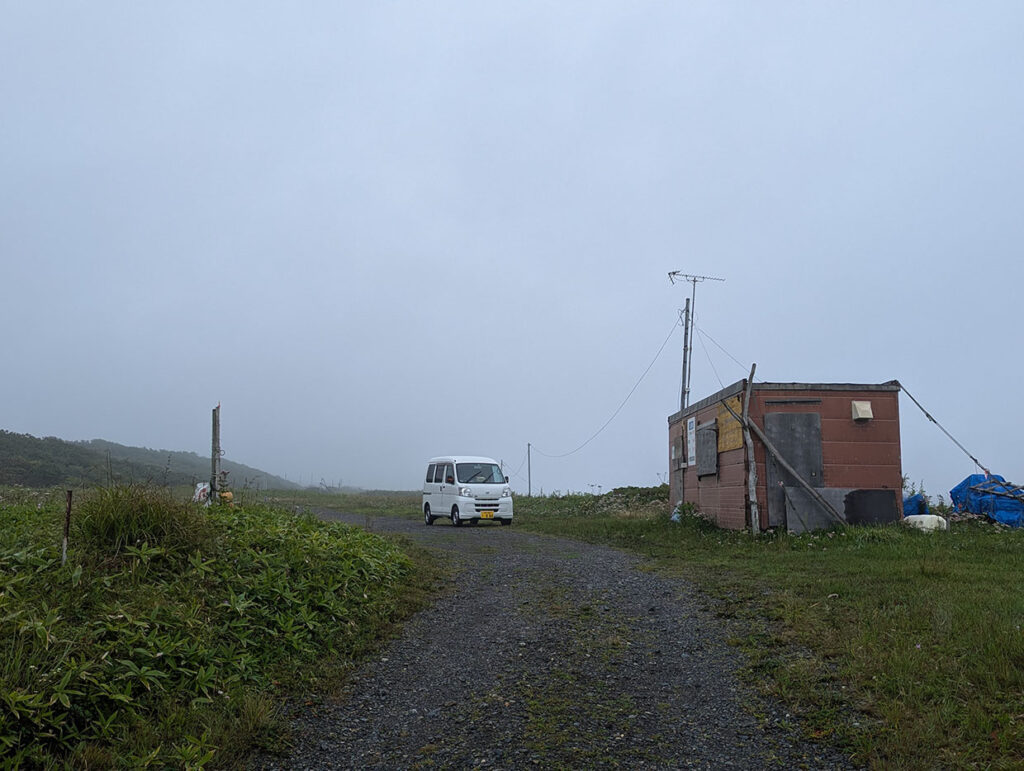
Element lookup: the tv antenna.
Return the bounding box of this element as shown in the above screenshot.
[668,272,725,410]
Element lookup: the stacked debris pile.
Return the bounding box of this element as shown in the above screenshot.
[949,474,1024,528]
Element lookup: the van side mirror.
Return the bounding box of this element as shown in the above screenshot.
[505,476,510,483]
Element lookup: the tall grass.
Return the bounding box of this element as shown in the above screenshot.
[515,492,1024,768]
[76,483,209,555]
[0,484,434,768]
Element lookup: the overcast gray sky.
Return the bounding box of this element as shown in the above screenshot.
[2,3,1022,497]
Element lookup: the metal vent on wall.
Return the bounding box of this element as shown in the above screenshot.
[852,400,873,421]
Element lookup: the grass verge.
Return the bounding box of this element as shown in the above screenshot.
[0,484,438,768]
[259,489,421,520]
[513,489,1024,769]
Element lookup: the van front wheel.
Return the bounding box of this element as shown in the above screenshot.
[451,506,463,527]
[424,504,434,526]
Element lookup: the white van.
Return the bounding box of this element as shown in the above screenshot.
[422,456,513,527]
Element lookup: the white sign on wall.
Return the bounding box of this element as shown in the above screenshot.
[686,416,696,466]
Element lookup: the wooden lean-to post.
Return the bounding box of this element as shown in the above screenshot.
[742,364,759,535]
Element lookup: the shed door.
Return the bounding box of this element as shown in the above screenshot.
[764,412,823,528]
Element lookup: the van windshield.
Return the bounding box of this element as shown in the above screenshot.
[456,463,505,484]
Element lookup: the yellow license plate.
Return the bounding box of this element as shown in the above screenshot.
[480,511,494,519]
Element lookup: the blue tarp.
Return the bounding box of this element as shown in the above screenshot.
[949,474,1024,528]
[902,493,929,518]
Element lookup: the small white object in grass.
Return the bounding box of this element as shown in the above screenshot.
[903,514,948,532]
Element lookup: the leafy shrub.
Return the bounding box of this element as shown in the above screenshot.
[0,487,418,767]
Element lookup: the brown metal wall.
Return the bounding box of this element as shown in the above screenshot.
[670,383,903,531]
[670,400,748,530]
[749,387,902,530]
[669,418,685,506]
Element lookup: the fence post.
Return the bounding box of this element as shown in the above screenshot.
[211,404,221,496]
[62,490,72,566]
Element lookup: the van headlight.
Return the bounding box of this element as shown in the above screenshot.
[502,487,512,497]
[459,487,473,497]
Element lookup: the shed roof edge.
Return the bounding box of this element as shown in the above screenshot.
[668,379,901,425]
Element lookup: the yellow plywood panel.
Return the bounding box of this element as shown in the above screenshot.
[718,396,744,453]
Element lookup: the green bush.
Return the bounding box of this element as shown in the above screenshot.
[0,487,420,767]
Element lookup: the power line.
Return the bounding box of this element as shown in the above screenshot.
[510,449,529,477]
[533,317,681,459]
[693,322,760,380]
[898,381,990,474]
[695,327,726,390]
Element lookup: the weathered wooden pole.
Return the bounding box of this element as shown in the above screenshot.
[211,404,221,496]
[61,490,72,566]
[742,364,760,535]
[680,298,691,411]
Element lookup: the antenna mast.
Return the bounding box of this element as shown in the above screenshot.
[668,271,725,410]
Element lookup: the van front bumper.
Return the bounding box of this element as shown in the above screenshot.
[457,498,513,519]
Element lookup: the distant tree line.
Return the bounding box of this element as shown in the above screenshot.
[0,431,297,489]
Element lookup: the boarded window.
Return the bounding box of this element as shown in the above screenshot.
[696,420,718,477]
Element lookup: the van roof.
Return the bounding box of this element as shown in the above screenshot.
[428,456,500,465]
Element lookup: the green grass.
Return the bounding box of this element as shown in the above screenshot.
[0,484,438,768]
[258,489,421,520]
[513,490,1024,769]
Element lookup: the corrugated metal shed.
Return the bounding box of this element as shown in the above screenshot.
[668,380,903,532]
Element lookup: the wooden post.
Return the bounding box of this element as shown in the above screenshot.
[680,298,691,411]
[211,404,221,496]
[742,364,760,535]
[62,490,72,566]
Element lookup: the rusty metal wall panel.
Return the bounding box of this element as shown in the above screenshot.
[821,419,901,444]
[717,451,745,481]
[683,443,746,528]
[824,442,902,467]
[754,392,900,421]
[826,465,903,490]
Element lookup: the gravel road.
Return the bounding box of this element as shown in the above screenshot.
[254,512,856,770]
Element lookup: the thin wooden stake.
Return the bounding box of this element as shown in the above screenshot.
[62,490,72,566]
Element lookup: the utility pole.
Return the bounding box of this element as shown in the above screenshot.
[527,443,532,497]
[668,272,725,408]
[679,299,690,412]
